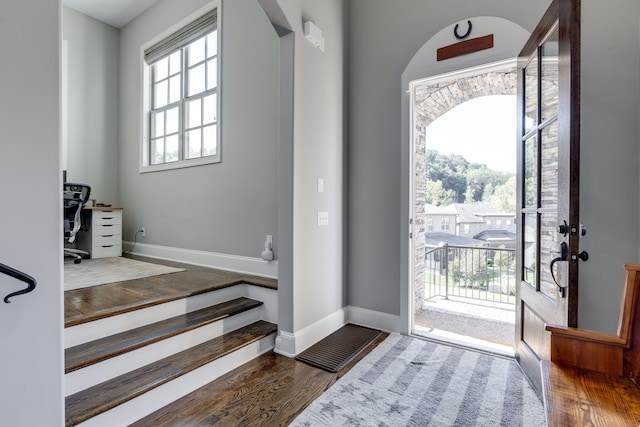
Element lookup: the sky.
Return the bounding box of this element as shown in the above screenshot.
[423,95,517,173]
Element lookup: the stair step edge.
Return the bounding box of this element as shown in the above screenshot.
[65,320,277,427]
[65,297,263,373]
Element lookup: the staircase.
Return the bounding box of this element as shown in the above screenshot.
[64,281,278,426]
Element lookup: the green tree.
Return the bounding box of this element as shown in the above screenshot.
[425,179,454,206]
[484,175,516,211]
[425,149,468,204]
[424,149,516,211]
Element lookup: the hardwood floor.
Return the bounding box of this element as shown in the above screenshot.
[132,332,388,427]
[64,255,276,327]
[64,256,388,425]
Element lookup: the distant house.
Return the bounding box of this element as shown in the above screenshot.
[441,203,516,238]
[422,204,458,233]
[425,232,486,248]
[473,229,516,250]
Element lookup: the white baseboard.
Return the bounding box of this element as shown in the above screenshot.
[123,242,278,279]
[347,306,401,334]
[274,330,296,358]
[274,307,348,357]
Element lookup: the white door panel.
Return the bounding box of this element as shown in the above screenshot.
[0,1,64,425]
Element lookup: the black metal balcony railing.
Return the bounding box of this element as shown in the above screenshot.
[424,242,516,305]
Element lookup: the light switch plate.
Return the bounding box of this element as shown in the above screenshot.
[317,211,329,226]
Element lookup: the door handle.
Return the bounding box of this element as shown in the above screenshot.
[550,242,568,298]
[0,263,37,303]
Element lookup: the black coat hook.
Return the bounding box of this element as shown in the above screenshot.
[454,21,473,40]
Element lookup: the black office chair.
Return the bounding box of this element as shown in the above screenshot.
[64,183,91,264]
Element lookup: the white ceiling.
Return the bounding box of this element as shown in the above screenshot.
[63,0,161,28]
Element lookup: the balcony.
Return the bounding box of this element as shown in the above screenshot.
[414,242,516,355]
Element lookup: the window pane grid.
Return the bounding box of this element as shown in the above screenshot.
[152,52,182,110]
[147,23,218,167]
[186,34,218,98]
[183,89,217,160]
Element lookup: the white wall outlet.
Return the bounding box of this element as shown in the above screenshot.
[140,227,146,237]
[317,211,329,226]
[317,178,324,193]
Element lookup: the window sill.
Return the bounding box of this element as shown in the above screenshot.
[140,155,221,173]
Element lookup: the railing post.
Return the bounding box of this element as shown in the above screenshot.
[444,241,449,300]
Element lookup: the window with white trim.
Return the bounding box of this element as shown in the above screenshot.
[142,9,219,171]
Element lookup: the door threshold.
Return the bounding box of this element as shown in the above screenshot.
[412,327,515,358]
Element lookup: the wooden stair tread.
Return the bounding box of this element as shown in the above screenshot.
[65,297,263,373]
[65,320,277,426]
[542,361,640,426]
[65,256,277,328]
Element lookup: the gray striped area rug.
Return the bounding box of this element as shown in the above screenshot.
[290,333,545,427]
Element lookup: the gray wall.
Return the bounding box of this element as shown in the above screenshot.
[63,7,120,204]
[348,0,640,333]
[578,0,640,332]
[268,0,347,338]
[118,0,279,257]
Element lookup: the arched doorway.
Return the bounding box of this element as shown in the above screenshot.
[400,17,531,355]
[411,63,517,353]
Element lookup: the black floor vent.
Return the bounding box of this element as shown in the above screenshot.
[295,324,382,373]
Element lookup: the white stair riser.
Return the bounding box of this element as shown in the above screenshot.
[65,286,244,347]
[65,306,264,396]
[244,284,278,323]
[75,334,276,427]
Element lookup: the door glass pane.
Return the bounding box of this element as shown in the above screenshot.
[541,120,559,208]
[524,135,538,208]
[524,55,539,133]
[523,214,537,285]
[541,28,559,122]
[540,214,559,301]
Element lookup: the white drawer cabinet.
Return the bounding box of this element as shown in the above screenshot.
[78,207,123,258]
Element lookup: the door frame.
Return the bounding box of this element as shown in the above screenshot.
[400,17,533,336]
[406,59,519,353]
